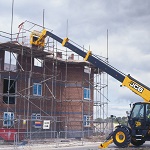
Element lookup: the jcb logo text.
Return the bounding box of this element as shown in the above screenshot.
[129,82,144,93]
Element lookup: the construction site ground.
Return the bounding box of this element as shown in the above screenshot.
[0,136,150,150]
[1,141,150,150]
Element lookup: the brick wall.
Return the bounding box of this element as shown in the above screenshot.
[0,51,94,135]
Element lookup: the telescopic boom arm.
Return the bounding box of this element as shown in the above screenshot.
[30,29,150,102]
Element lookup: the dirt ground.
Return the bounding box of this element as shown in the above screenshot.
[0,136,150,150]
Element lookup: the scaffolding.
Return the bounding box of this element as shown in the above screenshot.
[0,21,109,140]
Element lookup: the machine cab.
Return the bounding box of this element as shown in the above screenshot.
[129,102,150,129]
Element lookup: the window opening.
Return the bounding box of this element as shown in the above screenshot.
[3,112,14,127]
[4,51,17,71]
[83,115,90,127]
[84,66,91,74]
[84,88,90,100]
[33,83,42,96]
[34,58,43,67]
[3,79,16,104]
[31,113,41,120]
[131,104,144,118]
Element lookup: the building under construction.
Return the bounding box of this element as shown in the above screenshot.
[0,21,109,140]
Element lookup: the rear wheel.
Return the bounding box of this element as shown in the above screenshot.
[113,127,131,148]
[131,137,145,146]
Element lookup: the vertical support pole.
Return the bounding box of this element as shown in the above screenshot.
[11,0,14,42]
[27,48,32,136]
[106,29,109,120]
[43,9,45,29]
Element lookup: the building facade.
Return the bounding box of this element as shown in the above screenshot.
[0,42,95,138]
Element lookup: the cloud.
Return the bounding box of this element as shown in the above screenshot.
[108,104,130,117]
[0,0,150,118]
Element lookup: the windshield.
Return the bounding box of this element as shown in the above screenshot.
[131,104,144,118]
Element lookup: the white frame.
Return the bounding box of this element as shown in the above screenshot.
[34,58,43,67]
[33,83,42,96]
[83,88,90,100]
[3,112,14,127]
[83,115,90,127]
[31,113,41,120]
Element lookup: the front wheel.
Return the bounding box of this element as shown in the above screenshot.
[113,127,131,148]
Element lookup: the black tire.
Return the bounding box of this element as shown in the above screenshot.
[131,137,145,146]
[113,127,131,148]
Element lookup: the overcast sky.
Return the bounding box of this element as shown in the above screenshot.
[0,0,150,117]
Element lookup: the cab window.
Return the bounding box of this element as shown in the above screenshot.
[131,104,144,118]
